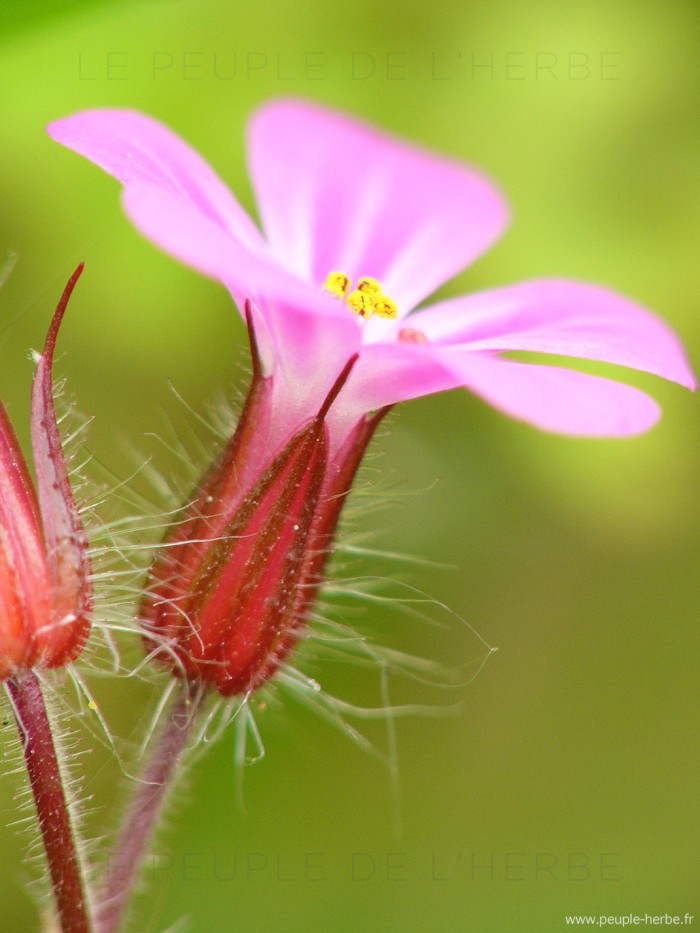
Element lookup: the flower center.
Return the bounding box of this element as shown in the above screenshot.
[322,271,397,320]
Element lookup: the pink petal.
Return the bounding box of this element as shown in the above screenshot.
[249,295,363,452]
[410,280,696,389]
[121,184,360,383]
[447,355,661,436]
[47,109,265,253]
[250,294,361,395]
[337,342,459,423]
[120,183,290,304]
[336,343,661,437]
[247,99,508,314]
[119,182,364,432]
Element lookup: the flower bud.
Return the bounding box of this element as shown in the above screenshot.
[141,311,385,696]
[0,266,92,678]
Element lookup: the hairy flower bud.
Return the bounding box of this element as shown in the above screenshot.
[0,266,92,678]
[141,309,385,696]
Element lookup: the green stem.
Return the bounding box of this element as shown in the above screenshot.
[6,669,92,933]
[95,680,203,933]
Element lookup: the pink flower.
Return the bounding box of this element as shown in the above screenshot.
[47,99,694,449]
[46,102,695,695]
[0,266,92,678]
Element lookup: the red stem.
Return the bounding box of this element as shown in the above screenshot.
[7,669,92,933]
[95,681,203,933]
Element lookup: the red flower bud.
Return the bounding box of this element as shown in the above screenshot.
[141,308,386,696]
[0,266,92,678]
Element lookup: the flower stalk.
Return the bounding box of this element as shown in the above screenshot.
[6,670,92,933]
[95,681,204,933]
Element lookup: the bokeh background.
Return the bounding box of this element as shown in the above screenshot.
[1,1,698,931]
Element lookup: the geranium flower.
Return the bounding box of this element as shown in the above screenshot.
[46,102,694,696]
[47,100,694,449]
[0,266,92,678]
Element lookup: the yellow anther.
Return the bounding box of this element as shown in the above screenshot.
[373,296,397,319]
[346,289,374,318]
[356,277,381,297]
[322,271,351,298]
[322,270,398,320]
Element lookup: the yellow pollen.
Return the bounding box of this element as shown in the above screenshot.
[323,271,397,320]
[356,277,381,297]
[346,289,374,318]
[322,271,351,298]
[373,296,397,319]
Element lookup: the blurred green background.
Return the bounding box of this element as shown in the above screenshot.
[1,0,698,930]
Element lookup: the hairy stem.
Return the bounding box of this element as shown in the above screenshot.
[6,669,92,933]
[95,680,204,933]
